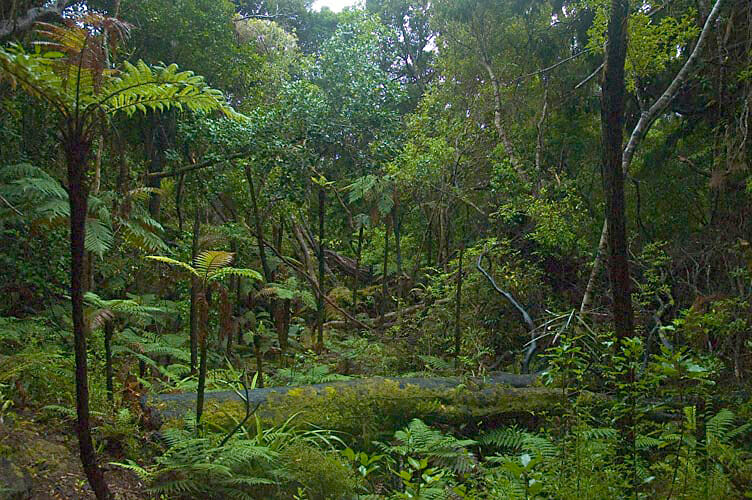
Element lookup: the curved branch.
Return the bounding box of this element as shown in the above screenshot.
[622,0,725,174]
[476,249,537,373]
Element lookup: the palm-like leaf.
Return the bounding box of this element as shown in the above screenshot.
[195,250,235,280]
[209,267,263,283]
[146,255,200,277]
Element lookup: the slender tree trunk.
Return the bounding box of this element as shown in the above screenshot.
[253,330,264,388]
[104,320,114,403]
[454,244,464,364]
[176,173,185,232]
[393,200,402,277]
[380,217,390,331]
[601,0,634,340]
[189,207,200,374]
[316,185,326,351]
[426,214,433,266]
[352,224,364,306]
[66,141,112,500]
[195,292,208,426]
[580,221,608,313]
[244,165,272,282]
[145,116,163,221]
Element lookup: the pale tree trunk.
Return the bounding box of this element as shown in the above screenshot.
[480,55,529,186]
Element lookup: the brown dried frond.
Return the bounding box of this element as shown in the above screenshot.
[33,13,131,90]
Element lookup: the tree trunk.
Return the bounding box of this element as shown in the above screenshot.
[195,292,208,426]
[253,331,265,388]
[380,217,390,331]
[393,200,402,277]
[426,213,433,267]
[145,117,163,221]
[189,207,200,374]
[316,185,326,351]
[66,141,113,500]
[454,244,464,364]
[601,0,634,340]
[244,165,272,282]
[352,224,364,306]
[580,0,726,312]
[104,320,114,403]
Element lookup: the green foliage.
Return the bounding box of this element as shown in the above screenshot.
[378,418,477,475]
[280,442,362,500]
[116,426,281,499]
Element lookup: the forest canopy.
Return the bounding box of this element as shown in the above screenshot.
[1,0,751,499]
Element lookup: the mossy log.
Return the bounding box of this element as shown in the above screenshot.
[144,373,567,441]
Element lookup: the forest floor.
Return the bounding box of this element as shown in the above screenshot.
[0,410,146,499]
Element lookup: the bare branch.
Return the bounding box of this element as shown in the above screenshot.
[0,0,75,40]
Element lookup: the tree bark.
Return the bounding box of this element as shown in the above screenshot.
[104,320,114,403]
[352,224,364,306]
[454,244,464,363]
[195,292,208,426]
[600,0,634,339]
[316,185,326,351]
[380,217,390,331]
[0,0,73,39]
[66,140,113,499]
[244,164,272,282]
[189,207,200,374]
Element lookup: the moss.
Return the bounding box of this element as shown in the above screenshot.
[198,379,562,445]
[280,443,362,500]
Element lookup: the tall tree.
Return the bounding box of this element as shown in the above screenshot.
[600,0,634,338]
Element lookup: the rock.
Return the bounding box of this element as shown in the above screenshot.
[0,458,32,500]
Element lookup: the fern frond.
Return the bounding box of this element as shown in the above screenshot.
[85,216,114,257]
[706,409,736,443]
[210,267,263,283]
[195,250,234,277]
[122,220,168,253]
[146,255,199,277]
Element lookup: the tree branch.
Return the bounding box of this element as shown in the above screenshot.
[147,150,250,180]
[0,0,74,39]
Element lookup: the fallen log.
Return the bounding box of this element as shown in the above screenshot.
[142,372,561,442]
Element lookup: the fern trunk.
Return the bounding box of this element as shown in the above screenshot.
[196,291,209,426]
[189,207,200,373]
[104,320,114,403]
[66,139,113,500]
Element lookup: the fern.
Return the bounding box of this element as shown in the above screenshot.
[379,418,478,474]
[481,426,559,459]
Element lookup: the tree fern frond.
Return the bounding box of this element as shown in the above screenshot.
[210,267,263,283]
[146,255,199,277]
[84,216,114,257]
[123,220,168,253]
[195,250,234,279]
